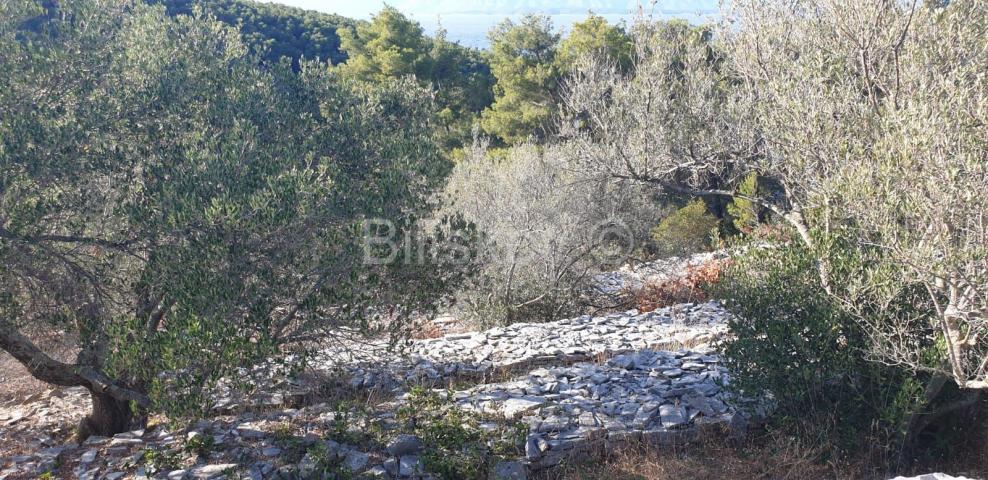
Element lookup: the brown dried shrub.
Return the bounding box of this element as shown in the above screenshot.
[633,259,729,313]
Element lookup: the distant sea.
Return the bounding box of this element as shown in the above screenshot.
[255,0,718,49]
[403,12,716,49]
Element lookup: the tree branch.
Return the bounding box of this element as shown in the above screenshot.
[0,321,151,407]
[0,325,86,387]
[0,225,138,253]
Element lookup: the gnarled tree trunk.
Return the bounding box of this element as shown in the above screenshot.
[78,389,136,438]
[0,324,150,439]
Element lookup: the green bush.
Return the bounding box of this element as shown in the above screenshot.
[183,433,216,457]
[137,448,180,476]
[650,200,719,257]
[726,173,759,233]
[305,442,353,480]
[716,243,926,459]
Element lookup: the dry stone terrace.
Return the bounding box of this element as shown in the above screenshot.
[2,301,764,479]
[305,301,729,394]
[592,251,730,296]
[453,347,756,470]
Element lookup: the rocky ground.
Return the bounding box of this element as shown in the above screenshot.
[1,252,980,480]
[1,298,768,480]
[591,251,730,296]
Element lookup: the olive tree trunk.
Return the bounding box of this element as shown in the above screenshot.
[78,390,137,438]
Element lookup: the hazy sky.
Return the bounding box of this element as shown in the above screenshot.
[254,0,720,47]
[255,1,719,18]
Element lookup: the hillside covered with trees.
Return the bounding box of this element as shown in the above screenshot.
[150,0,356,66]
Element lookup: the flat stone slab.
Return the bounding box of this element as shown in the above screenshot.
[890,475,975,480]
[502,396,548,417]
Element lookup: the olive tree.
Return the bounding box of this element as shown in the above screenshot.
[723,0,988,392]
[838,0,988,390]
[444,137,661,325]
[560,8,937,291]
[561,1,987,393]
[0,0,460,437]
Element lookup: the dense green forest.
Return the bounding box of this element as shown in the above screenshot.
[151,0,355,66]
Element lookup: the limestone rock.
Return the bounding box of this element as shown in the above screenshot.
[190,464,238,479]
[398,455,424,477]
[387,434,423,457]
[889,475,974,480]
[502,396,547,418]
[343,449,370,472]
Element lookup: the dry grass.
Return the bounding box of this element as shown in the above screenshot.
[533,428,979,480]
[537,437,866,480]
[410,321,446,340]
[535,424,988,480]
[409,313,472,340]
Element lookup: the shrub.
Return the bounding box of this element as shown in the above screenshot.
[183,433,216,457]
[715,242,928,462]
[445,138,662,326]
[650,200,719,258]
[685,259,726,291]
[138,448,180,476]
[395,387,524,480]
[634,280,696,313]
[633,259,727,312]
[304,441,353,479]
[726,173,759,234]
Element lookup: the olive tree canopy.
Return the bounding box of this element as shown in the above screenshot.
[559,0,987,388]
[0,0,460,436]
